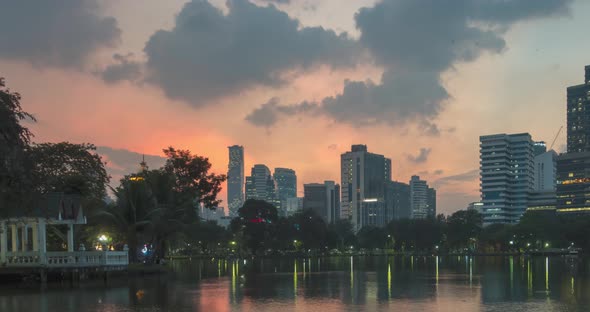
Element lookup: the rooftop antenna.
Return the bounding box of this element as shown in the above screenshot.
[549,126,563,151]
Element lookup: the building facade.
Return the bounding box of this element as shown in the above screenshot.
[340,145,392,232]
[273,168,297,215]
[385,181,411,220]
[480,133,535,225]
[303,181,340,223]
[245,164,278,207]
[556,152,590,213]
[227,145,244,217]
[409,175,429,219]
[567,65,590,153]
[427,187,437,218]
[285,197,303,216]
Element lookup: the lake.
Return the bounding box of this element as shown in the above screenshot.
[0,255,588,311]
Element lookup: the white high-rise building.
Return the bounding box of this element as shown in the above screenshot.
[480,133,535,225]
[534,150,557,192]
[341,145,391,232]
[409,175,429,219]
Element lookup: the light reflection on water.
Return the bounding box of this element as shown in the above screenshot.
[0,256,588,311]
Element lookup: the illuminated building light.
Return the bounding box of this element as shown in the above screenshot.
[363,198,378,202]
[557,207,590,212]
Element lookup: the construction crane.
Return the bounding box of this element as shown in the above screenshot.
[549,126,563,151]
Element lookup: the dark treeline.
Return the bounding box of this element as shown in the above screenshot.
[194,200,590,257]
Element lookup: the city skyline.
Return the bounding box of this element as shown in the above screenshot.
[2,0,590,215]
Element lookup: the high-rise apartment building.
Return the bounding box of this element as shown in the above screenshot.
[567,65,590,153]
[273,168,297,215]
[341,145,392,232]
[480,133,535,225]
[227,145,244,217]
[303,181,340,223]
[409,176,429,219]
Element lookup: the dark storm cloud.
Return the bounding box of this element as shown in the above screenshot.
[0,0,120,68]
[138,0,358,105]
[258,0,290,4]
[246,0,571,130]
[101,54,143,83]
[407,148,431,163]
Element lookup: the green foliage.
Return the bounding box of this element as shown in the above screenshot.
[27,142,109,199]
[0,77,36,216]
[231,199,279,254]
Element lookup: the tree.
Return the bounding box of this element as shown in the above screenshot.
[232,199,278,254]
[27,142,109,200]
[0,77,36,216]
[446,210,482,251]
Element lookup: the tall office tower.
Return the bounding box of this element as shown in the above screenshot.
[427,187,437,218]
[385,181,411,220]
[409,176,429,219]
[227,146,244,217]
[341,145,392,232]
[244,164,278,207]
[567,66,590,153]
[480,133,535,225]
[273,168,297,215]
[303,181,340,223]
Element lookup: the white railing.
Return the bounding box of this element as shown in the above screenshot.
[4,251,129,267]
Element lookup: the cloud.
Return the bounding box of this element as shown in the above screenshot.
[100,53,143,83]
[407,148,431,163]
[0,0,120,69]
[258,0,290,3]
[96,146,166,184]
[433,169,479,188]
[245,97,318,127]
[135,0,359,105]
[246,0,572,131]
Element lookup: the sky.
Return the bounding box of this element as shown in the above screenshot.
[1,0,589,215]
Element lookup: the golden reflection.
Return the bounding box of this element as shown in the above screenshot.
[545,257,549,292]
[303,259,306,279]
[231,261,236,302]
[294,260,298,297]
[350,256,354,291]
[571,276,575,295]
[410,256,414,271]
[387,263,391,297]
[509,256,514,291]
[435,256,439,286]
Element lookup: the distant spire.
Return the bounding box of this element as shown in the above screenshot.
[140,154,148,172]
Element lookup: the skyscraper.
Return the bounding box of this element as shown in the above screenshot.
[303,181,340,223]
[556,66,590,214]
[341,144,392,232]
[566,65,590,153]
[245,164,278,207]
[409,175,429,219]
[480,133,535,225]
[227,145,244,217]
[427,187,437,218]
[273,168,297,215]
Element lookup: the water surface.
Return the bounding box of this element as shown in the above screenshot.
[0,255,589,311]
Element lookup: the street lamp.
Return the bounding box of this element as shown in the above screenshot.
[509,240,514,246]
